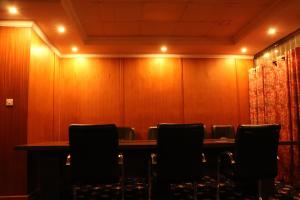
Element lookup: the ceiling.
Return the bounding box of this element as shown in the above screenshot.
[0,0,300,56]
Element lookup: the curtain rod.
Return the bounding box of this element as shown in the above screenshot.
[254,28,300,59]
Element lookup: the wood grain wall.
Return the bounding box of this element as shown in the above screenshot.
[58,58,123,140]
[183,58,251,135]
[0,27,31,198]
[27,31,60,143]
[0,26,252,197]
[58,57,252,139]
[123,58,184,139]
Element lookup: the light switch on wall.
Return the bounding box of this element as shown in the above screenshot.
[5,98,14,107]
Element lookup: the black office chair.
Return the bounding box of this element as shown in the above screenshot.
[117,126,136,140]
[149,123,205,200]
[69,124,125,200]
[148,126,158,140]
[217,124,280,200]
[211,124,235,139]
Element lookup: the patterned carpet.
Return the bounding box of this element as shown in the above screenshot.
[74,176,300,200]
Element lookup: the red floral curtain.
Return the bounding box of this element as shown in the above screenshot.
[249,47,300,185]
[248,68,257,124]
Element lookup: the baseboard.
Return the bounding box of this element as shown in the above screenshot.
[0,195,28,200]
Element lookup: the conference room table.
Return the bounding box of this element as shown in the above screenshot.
[15,139,235,200]
[16,139,297,200]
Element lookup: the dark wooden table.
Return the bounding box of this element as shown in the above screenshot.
[15,139,235,200]
[15,138,236,150]
[16,139,297,200]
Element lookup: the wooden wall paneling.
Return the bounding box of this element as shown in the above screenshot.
[59,58,123,140]
[235,59,252,125]
[123,58,184,139]
[27,31,57,143]
[53,55,61,140]
[0,27,31,197]
[182,58,245,136]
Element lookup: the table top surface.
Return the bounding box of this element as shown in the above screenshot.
[15,139,236,151]
[15,139,297,151]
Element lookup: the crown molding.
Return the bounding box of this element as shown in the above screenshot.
[31,23,61,57]
[0,20,62,57]
[0,20,33,27]
[62,53,253,59]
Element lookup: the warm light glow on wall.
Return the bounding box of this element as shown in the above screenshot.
[71,46,78,52]
[31,46,47,56]
[154,57,165,65]
[8,6,18,15]
[150,58,168,76]
[57,25,65,33]
[74,57,87,64]
[160,46,168,52]
[268,28,277,35]
[241,47,247,53]
[72,57,89,74]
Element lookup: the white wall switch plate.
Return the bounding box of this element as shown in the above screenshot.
[5,98,14,107]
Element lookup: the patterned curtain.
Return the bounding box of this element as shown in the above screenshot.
[285,48,300,186]
[249,47,300,185]
[248,68,257,124]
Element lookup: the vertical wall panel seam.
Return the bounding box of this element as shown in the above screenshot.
[181,58,185,123]
[52,52,55,140]
[235,59,241,125]
[57,57,61,141]
[26,28,32,143]
[120,58,125,126]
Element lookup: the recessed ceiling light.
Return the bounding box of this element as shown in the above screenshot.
[8,6,18,15]
[241,47,247,53]
[71,46,78,52]
[160,46,167,52]
[57,25,65,33]
[268,28,277,35]
[274,49,279,54]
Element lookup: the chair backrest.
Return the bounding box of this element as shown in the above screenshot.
[235,124,280,180]
[148,126,158,140]
[69,124,119,184]
[156,123,205,182]
[212,124,235,139]
[117,127,136,140]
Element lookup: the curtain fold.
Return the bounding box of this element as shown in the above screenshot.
[250,47,300,186]
[248,68,257,124]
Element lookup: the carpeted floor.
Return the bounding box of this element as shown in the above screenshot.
[74,176,300,200]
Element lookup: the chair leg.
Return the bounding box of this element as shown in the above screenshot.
[121,165,125,200]
[258,179,262,200]
[216,158,221,200]
[73,186,77,200]
[193,182,198,200]
[148,159,152,200]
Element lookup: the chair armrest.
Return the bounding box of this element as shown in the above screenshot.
[202,153,207,163]
[66,154,71,166]
[118,153,124,165]
[151,153,157,165]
